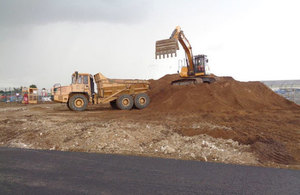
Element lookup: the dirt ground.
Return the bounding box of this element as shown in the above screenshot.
[0,101,299,169]
[1,75,300,169]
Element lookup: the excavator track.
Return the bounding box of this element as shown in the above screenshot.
[171,77,216,85]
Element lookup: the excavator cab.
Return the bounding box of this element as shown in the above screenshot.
[193,55,207,76]
[178,55,208,78]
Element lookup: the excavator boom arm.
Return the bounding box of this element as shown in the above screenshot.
[177,31,194,75]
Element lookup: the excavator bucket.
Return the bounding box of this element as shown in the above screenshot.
[155,38,179,59]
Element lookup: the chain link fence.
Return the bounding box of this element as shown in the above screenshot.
[0,87,52,103]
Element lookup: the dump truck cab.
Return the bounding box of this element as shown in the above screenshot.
[52,71,93,110]
[70,71,94,100]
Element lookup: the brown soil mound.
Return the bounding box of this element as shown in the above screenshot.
[148,74,299,112]
[146,74,300,166]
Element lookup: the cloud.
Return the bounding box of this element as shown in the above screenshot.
[0,0,149,26]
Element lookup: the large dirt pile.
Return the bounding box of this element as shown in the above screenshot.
[148,74,299,112]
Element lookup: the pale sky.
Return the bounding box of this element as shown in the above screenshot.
[0,0,299,88]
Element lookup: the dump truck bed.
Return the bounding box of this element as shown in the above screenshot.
[94,73,149,84]
[94,73,150,103]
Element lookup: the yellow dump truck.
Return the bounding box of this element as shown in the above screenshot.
[52,72,150,111]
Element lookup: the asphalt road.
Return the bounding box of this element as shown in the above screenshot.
[0,147,299,195]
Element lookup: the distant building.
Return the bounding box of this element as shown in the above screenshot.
[261,80,300,105]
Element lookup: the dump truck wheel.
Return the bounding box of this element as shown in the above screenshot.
[110,100,118,109]
[69,94,88,111]
[67,101,71,110]
[134,93,150,109]
[117,95,133,110]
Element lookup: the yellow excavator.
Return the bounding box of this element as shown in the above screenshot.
[155,26,216,85]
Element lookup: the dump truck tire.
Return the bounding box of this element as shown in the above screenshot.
[67,101,71,110]
[134,93,150,109]
[117,95,134,110]
[110,100,118,109]
[68,94,88,111]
